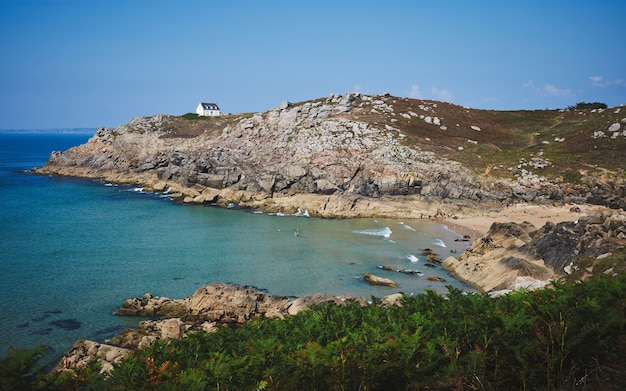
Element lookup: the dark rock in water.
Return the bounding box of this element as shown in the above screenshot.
[50,319,82,330]
[377,264,423,276]
[32,310,63,322]
[31,327,53,335]
[17,322,29,328]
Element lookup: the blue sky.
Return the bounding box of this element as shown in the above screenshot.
[1,0,625,129]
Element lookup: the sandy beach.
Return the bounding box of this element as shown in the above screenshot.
[443,203,608,237]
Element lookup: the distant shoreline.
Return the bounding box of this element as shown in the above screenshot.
[0,128,96,135]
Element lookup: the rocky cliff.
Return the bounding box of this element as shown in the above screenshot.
[35,93,626,217]
[443,210,626,293]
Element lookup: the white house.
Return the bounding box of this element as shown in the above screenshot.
[196,102,221,116]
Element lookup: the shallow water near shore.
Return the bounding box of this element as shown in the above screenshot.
[0,133,474,363]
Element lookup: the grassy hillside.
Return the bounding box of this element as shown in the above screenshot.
[173,96,626,187]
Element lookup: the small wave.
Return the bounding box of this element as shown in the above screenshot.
[433,238,447,248]
[406,254,419,263]
[353,227,392,238]
[128,187,144,193]
[398,222,416,232]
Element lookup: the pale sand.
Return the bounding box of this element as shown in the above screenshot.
[442,203,608,237]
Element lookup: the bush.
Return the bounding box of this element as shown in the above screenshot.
[8,275,626,390]
[181,113,201,120]
[568,102,608,111]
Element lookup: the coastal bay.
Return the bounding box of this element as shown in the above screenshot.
[0,133,472,361]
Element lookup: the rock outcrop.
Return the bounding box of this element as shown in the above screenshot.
[53,340,132,374]
[443,211,626,293]
[53,283,372,373]
[363,272,399,287]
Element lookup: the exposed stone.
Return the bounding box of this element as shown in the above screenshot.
[52,283,373,373]
[363,272,399,287]
[443,212,626,293]
[52,340,132,374]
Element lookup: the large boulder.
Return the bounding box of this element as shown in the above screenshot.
[114,292,187,318]
[52,340,132,374]
[363,272,399,287]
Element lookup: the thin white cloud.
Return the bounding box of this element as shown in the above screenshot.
[524,80,573,98]
[590,75,626,88]
[431,87,454,102]
[408,84,422,98]
[542,84,572,97]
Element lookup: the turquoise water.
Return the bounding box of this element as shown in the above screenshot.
[0,133,473,362]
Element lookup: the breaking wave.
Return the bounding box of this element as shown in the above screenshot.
[353,227,392,239]
[406,254,419,263]
[433,238,446,248]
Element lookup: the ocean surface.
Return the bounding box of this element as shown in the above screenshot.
[0,133,475,364]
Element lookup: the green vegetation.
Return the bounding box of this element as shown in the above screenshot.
[568,102,608,111]
[5,275,626,390]
[181,113,201,120]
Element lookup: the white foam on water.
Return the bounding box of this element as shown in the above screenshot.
[433,238,446,248]
[399,222,417,232]
[406,254,419,263]
[353,227,392,238]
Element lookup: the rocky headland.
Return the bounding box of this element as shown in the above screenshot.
[34,93,626,218]
[37,93,626,372]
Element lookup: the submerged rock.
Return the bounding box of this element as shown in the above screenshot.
[50,319,82,330]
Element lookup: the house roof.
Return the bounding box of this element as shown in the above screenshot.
[199,102,220,110]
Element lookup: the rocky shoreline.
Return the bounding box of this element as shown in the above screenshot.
[54,283,389,374]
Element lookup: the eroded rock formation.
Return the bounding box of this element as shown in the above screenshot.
[443,211,626,293]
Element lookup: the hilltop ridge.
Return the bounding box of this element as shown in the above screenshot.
[36,92,626,218]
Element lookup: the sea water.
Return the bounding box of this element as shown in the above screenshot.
[0,133,474,363]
